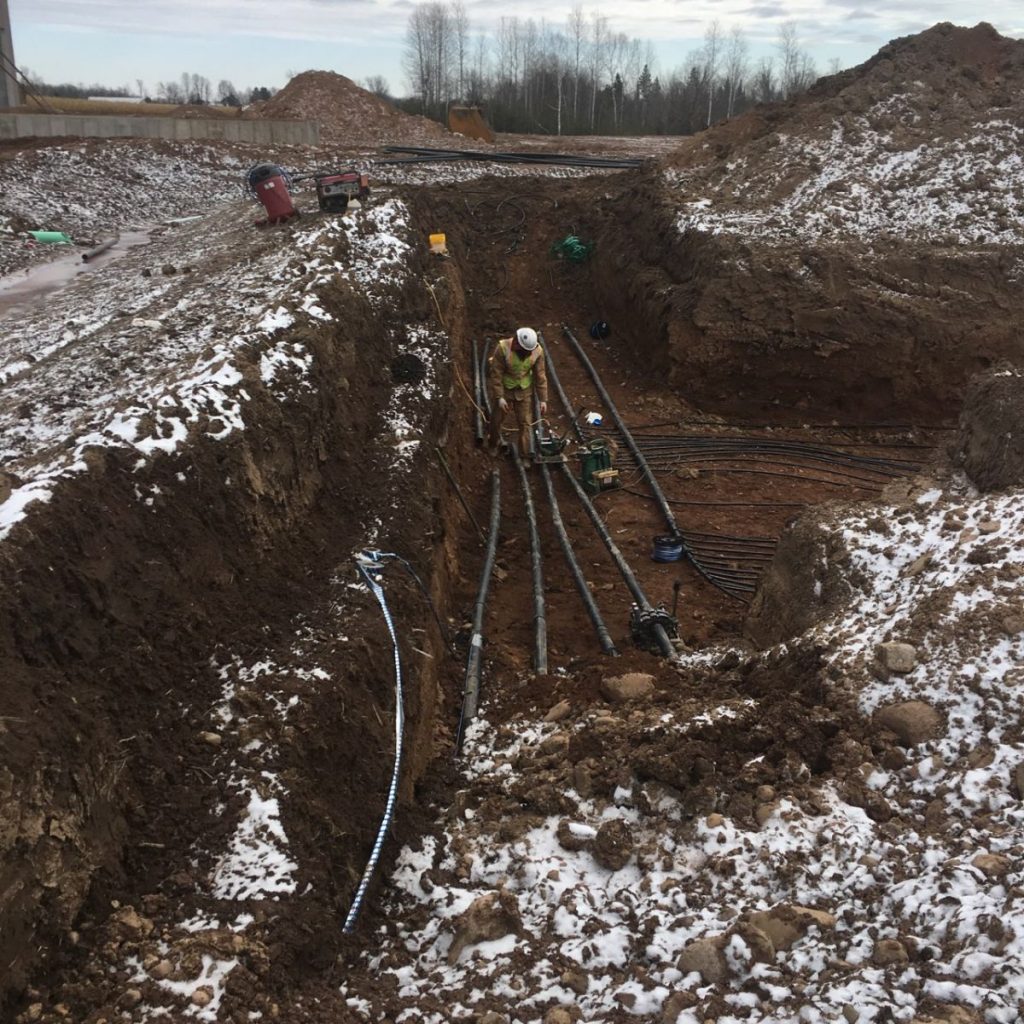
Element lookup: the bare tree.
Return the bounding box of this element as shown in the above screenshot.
[364,75,391,98]
[752,56,776,103]
[452,0,469,100]
[567,4,585,124]
[217,79,240,106]
[777,22,816,98]
[724,27,749,117]
[588,13,608,130]
[702,20,722,128]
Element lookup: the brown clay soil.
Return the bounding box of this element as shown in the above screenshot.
[4,22,1024,1024]
[1,168,957,1023]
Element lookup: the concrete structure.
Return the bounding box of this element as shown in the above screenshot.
[0,0,18,109]
[0,113,320,146]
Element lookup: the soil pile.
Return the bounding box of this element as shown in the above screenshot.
[248,70,450,149]
[665,22,1024,246]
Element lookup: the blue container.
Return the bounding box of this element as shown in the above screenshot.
[652,534,684,563]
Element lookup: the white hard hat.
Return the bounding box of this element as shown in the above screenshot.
[516,327,538,351]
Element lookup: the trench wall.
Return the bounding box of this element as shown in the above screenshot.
[0,113,319,145]
[0,262,456,1007]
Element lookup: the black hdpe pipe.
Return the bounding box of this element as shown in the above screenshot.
[561,325,751,604]
[542,340,586,443]
[539,463,618,657]
[562,325,682,542]
[512,450,548,674]
[456,470,501,750]
[560,464,674,659]
[472,338,484,444]
[82,236,118,262]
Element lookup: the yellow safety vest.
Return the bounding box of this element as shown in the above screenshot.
[500,338,542,391]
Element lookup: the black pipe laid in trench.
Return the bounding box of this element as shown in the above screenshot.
[457,469,501,749]
[511,449,548,674]
[560,327,755,602]
[559,463,675,659]
[561,324,683,543]
[538,462,619,657]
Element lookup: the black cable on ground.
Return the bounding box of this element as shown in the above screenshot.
[621,489,807,509]
[479,340,493,419]
[472,338,484,445]
[559,464,675,659]
[542,340,587,443]
[434,447,486,545]
[511,449,548,675]
[456,470,501,751]
[539,463,619,657]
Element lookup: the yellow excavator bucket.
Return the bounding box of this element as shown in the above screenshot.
[447,106,495,143]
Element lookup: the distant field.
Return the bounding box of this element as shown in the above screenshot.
[19,97,241,118]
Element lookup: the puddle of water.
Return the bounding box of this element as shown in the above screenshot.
[0,231,152,320]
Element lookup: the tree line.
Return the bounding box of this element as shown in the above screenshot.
[25,70,277,108]
[399,4,824,136]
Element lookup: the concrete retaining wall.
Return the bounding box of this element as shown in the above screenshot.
[0,113,319,146]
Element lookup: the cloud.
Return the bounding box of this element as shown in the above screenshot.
[740,4,789,17]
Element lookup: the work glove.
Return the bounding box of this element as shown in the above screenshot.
[539,401,548,416]
[498,397,509,412]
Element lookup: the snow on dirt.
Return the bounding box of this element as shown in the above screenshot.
[664,22,1024,249]
[336,469,1024,1024]
[0,189,416,543]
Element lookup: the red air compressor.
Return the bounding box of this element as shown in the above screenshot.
[246,163,300,226]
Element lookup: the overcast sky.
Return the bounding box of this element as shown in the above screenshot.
[10,0,1024,98]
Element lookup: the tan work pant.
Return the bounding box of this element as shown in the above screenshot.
[489,387,533,456]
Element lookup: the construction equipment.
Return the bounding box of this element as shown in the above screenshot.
[578,438,620,494]
[534,420,568,465]
[307,170,370,213]
[246,164,370,225]
[246,163,299,226]
[447,105,495,143]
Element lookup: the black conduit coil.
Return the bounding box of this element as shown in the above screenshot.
[471,338,484,445]
[539,463,619,657]
[559,464,674,659]
[511,450,548,674]
[457,470,501,751]
[542,340,586,443]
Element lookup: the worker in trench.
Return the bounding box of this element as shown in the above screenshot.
[487,327,548,458]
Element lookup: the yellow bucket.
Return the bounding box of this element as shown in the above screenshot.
[429,232,447,254]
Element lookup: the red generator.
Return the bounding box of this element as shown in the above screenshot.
[314,170,370,213]
[247,163,299,226]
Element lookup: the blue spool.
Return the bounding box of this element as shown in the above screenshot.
[652,534,684,563]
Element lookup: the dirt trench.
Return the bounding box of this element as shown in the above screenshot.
[0,236,470,1016]
[3,170,981,1022]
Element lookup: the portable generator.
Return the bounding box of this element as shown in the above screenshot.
[578,438,620,494]
[313,170,370,213]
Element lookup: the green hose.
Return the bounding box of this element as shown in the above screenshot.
[551,234,594,263]
[29,231,73,244]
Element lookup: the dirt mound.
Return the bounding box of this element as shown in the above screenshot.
[248,70,450,149]
[665,22,1024,247]
[956,365,1024,490]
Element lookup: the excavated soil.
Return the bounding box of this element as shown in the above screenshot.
[2,168,961,1023]
[4,23,1024,1024]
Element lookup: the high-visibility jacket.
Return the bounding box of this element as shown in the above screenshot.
[489,337,548,403]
